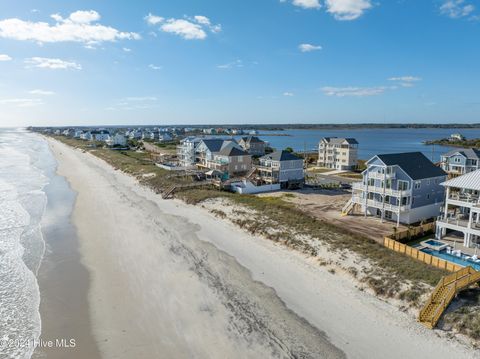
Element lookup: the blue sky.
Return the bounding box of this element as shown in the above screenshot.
[0,0,479,126]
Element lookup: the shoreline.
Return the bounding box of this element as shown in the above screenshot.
[33,138,100,359]
[45,137,480,358]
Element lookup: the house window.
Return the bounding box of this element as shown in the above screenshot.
[368,178,375,186]
[385,179,392,189]
[238,156,243,163]
[398,181,408,191]
[414,181,421,189]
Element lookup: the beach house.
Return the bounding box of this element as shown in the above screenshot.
[106,133,127,147]
[238,136,266,156]
[176,136,202,167]
[317,137,358,170]
[257,150,304,189]
[210,146,252,176]
[92,130,111,142]
[435,170,480,248]
[440,148,480,178]
[195,139,252,176]
[346,152,447,226]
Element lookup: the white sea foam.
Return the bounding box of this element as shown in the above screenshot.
[0,129,50,359]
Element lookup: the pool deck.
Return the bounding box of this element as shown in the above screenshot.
[440,235,480,257]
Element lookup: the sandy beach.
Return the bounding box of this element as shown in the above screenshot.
[46,138,480,359]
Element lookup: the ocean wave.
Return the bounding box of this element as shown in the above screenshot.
[0,131,50,359]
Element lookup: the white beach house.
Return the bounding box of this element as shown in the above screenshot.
[436,170,480,248]
[317,137,358,170]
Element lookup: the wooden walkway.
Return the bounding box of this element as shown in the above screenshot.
[162,180,214,199]
[419,266,480,329]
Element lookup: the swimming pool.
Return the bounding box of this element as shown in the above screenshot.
[424,240,444,247]
[421,248,480,271]
[421,239,449,251]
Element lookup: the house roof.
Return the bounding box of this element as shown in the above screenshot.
[441,169,480,191]
[322,137,358,145]
[241,136,264,144]
[442,148,480,160]
[218,146,248,156]
[375,152,446,180]
[260,150,302,162]
[200,139,237,152]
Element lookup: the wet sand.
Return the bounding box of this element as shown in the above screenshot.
[33,147,100,359]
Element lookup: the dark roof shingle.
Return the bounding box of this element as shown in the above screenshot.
[376,152,446,180]
[260,150,302,162]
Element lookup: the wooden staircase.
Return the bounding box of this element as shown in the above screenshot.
[419,266,480,329]
[162,180,214,199]
[341,199,354,216]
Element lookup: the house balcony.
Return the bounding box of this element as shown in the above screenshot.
[436,217,480,236]
[367,172,396,180]
[447,193,480,208]
[352,182,411,197]
[204,160,228,172]
[352,196,410,212]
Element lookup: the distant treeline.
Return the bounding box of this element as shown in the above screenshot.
[30,123,480,131]
[424,138,480,149]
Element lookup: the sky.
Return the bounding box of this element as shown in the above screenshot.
[0,0,479,126]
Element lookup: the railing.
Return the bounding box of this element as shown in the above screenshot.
[419,266,480,328]
[437,217,480,232]
[448,193,480,204]
[352,182,411,197]
[367,172,396,180]
[364,199,410,212]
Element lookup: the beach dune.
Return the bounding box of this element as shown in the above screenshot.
[48,138,479,359]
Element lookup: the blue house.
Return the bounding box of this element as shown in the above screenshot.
[344,152,447,226]
[440,148,480,178]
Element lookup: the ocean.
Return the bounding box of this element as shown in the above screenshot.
[258,128,480,162]
[0,129,55,359]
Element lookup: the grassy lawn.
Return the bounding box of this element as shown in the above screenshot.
[337,172,363,180]
[306,167,333,174]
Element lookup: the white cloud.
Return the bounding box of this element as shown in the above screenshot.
[321,86,388,97]
[388,76,422,87]
[440,0,475,19]
[0,10,140,44]
[25,57,82,70]
[325,0,373,20]
[161,19,206,40]
[291,0,322,9]
[123,47,131,52]
[299,43,322,52]
[29,89,55,95]
[144,13,164,25]
[124,96,157,102]
[0,54,12,61]
[194,15,211,25]
[283,92,295,96]
[68,10,100,24]
[193,15,222,33]
[0,98,44,107]
[217,59,243,69]
[146,14,221,39]
[148,64,162,70]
